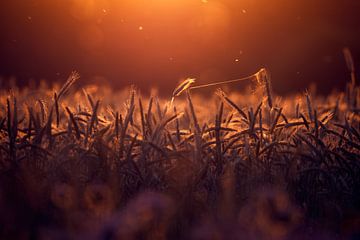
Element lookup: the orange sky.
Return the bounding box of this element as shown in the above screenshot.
[0,0,359,94]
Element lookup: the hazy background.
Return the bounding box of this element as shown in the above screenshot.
[0,0,359,95]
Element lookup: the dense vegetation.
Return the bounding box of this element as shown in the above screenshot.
[0,68,360,239]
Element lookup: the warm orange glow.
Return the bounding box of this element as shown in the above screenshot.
[1,2,360,237]
[1,0,359,94]
[70,0,231,48]
[64,0,237,89]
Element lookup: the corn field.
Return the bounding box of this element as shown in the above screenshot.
[0,68,360,239]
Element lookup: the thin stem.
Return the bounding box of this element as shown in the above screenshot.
[189,74,257,90]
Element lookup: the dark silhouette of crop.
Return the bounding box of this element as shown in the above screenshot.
[0,63,360,239]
